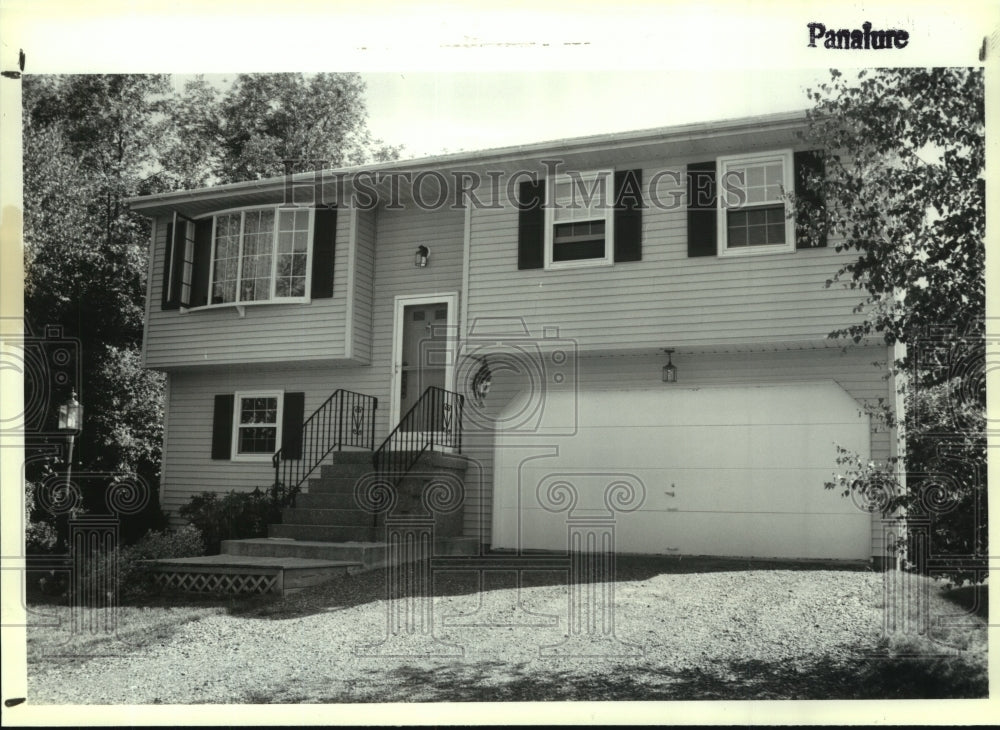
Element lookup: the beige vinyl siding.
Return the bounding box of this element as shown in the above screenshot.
[161,364,384,520]
[145,208,352,368]
[367,204,465,423]
[351,208,377,363]
[161,203,478,532]
[466,154,865,349]
[465,344,891,556]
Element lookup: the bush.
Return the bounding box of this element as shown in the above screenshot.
[25,481,59,553]
[179,486,295,554]
[79,524,205,602]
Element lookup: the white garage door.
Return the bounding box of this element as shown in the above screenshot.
[491,381,871,560]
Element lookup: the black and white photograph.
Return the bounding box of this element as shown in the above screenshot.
[0,0,995,725]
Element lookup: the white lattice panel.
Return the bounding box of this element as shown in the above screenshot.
[153,570,279,594]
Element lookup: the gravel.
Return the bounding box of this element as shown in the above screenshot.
[27,558,890,703]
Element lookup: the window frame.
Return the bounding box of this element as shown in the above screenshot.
[543,169,616,270]
[191,204,315,311]
[231,389,284,462]
[716,149,795,258]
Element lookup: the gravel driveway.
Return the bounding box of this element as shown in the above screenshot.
[28,558,892,702]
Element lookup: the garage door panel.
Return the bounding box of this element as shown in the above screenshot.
[495,507,871,560]
[502,463,868,516]
[532,425,866,471]
[492,381,872,560]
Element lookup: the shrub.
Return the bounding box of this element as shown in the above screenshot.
[25,481,59,553]
[178,486,296,554]
[79,524,205,602]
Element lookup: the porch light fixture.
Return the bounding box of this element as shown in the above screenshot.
[414,245,430,268]
[662,349,677,383]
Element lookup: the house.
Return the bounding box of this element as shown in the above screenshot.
[129,110,900,573]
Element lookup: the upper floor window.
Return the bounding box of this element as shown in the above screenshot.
[209,207,313,305]
[160,205,337,312]
[544,170,615,269]
[716,150,795,257]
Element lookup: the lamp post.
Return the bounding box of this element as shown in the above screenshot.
[58,390,83,511]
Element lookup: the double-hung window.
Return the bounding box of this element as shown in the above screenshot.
[717,150,794,256]
[544,169,615,268]
[208,207,313,306]
[231,391,283,461]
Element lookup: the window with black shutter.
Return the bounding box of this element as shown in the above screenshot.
[211,391,303,461]
[517,169,643,270]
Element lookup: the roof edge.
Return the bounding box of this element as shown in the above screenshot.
[128,109,809,211]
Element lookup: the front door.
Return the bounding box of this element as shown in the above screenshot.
[398,302,449,421]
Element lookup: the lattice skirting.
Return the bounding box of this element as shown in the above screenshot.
[152,570,280,594]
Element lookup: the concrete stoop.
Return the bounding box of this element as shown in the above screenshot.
[149,449,478,596]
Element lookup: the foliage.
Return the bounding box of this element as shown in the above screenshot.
[802,68,986,584]
[23,73,397,553]
[23,75,171,516]
[24,481,58,553]
[799,68,984,346]
[178,487,298,554]
[160,73,402,187]
[80,524,205,602]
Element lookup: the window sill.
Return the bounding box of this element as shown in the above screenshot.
[179,298,311,315]
[717,244,795,258]
[231,454,275,463]
[545,258,615,271]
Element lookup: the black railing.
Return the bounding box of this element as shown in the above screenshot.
[272,389,378,501]
[372,386,464,485]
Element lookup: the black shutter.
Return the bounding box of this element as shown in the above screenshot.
[161,221,176,310]
[613,169,643,263]
[281,392,305,460]
[311,207,337,299]
[686,162,717,257]
[211,394,234,460]
[794,150,828,249]
[188,218,214,308]
[517,179,545,270]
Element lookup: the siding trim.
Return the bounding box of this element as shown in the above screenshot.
[142,217,156,368]
[344,206,358,360]
[461,194,472,338]
[160,372,170,507]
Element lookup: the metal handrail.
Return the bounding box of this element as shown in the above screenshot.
[372,386,464,486]
[272,389,378,503]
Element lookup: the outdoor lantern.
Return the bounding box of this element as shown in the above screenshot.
[662,349,677,383]
[58,390,83,506]
[58,389,83,432]
[414,245,429,267]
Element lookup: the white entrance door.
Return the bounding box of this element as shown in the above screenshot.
[389,292,459,430]
[399,302,448,419]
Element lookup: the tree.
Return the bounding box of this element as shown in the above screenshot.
[23,75,172,542]
[161,73,402,187]
[797,68,986,584]
[23,73,402,546]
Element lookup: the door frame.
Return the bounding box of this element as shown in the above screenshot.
[389,291,459,427]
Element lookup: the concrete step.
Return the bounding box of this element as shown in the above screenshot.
[269,523,376,542]
[221,536,481,569]
[222,537,391,569]
[294,492,369,510]
[307,474,371,494]
[145,554,362,596]
[281,507,374,525]
[317,462,377,480]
